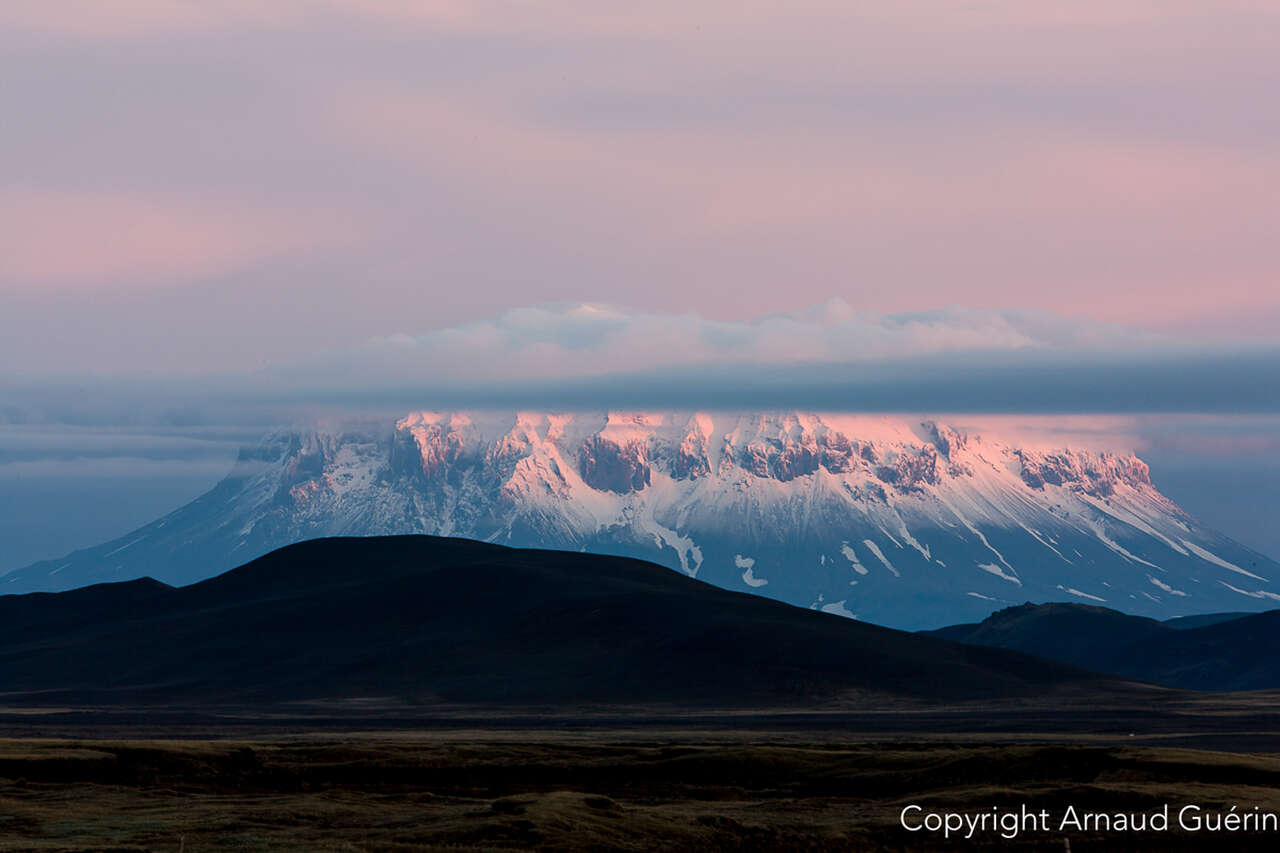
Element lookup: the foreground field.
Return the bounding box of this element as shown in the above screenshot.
[3,730,1280,851]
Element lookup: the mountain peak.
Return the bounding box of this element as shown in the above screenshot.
[4,410,1277,630]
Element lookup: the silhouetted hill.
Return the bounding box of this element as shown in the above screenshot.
[1163,611,1251,630]
[928,602,1280,690]
[0,536,1123,708]
[926,602,1173,666]
[1136,609,1280,690]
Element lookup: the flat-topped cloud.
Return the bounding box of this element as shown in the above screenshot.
[268,300,1155,383]
[2,302,1276,418]
[239,302,1274,415]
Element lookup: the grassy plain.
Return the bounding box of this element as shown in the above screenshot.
[4,708,1280,852]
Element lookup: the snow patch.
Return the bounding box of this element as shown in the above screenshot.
[1057,584,1106,603]
[633,501,703,577]
[862,539,900,577]
[1148,575,1187,597]
[894,520,931,560]
[820,600,856,618]
[1218,580,1280,601]
[741,566,768,587]
[877,526,903,549]
[1079,493,1190,556]
[103,535,147,558]
[841,542,869,575]
[1182,539,1266,581]
[1016,521,1072,564]
[978,562,1021,585]
[1082,520,1162,570]
[939,496,1016,575]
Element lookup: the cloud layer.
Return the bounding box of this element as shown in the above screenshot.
[221,302,1267,416]
[3,298,1277,570]
[280,300,1159,384]
[4,302,1270,421]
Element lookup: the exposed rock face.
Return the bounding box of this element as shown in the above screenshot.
[923,421,965,457]
[875,446,942,491]
[728,431,820,481]
[580,435,651,493]
[1016,449,1152,497]
[673,418,711,479]
[717,415,874,482]
[5,410,1277,631]
[395,412,476,485]
[275,433,332,505]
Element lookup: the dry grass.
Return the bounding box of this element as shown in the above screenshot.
[2,734,1280,851]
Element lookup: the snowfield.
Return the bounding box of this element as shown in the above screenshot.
[5,410,1278,630]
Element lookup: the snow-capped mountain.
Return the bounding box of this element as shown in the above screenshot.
[5,411,1277,629]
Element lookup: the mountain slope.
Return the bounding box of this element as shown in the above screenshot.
[5,411,1278,629]
[0,536,1122,708]
[1163,611,1251,630]
[928,602,1280,690]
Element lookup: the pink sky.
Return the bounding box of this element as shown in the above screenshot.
[1,1,1278,375]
